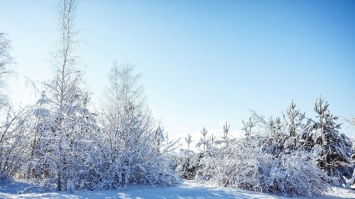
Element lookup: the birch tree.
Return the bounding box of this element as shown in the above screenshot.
[94,63,179,189]
[27,0,99,191]
[0,108,31,182]
[0,33,32,182]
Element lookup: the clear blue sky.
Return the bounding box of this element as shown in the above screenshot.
[1,0,354,144]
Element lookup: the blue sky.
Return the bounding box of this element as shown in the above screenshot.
[1,0,354,145]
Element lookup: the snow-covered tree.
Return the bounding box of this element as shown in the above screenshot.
[185,134,192,152]
[0,108,31,182]
[25,92,51,181]
[250,111,287,157]
[25,0,100,191]
[282,101,306,137]
[280,101,306,153]
[208,132,216,150]
[300,98,353,187]
[175,133,199,180]
[92,63,179,190]
[242,117,255,138]
[0,33,31,182]
[197,128,208,153]
[222,122,230,140]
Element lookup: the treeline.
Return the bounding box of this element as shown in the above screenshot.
[174,100,355,197]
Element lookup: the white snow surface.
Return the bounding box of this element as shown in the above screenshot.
[1,180,355,199]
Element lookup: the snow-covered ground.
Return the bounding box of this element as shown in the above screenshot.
[1,180,355,199]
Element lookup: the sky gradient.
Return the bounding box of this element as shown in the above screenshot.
[1,0,354,147]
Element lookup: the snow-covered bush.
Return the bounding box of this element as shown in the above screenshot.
[196,137,259,189]
[82,129,180,190]
[196,134,329,197]
[258,150,329,196]
[194,101,340,196]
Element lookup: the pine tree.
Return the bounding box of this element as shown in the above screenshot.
[185,134,192,152]
[242,117,255,138]
[197,128,208,153]
[283,101,306,137]
[301,98,353,186]
[222,122,230,140]
[281,101,306,153]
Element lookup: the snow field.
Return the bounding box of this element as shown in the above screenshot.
[1,181,355,199]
